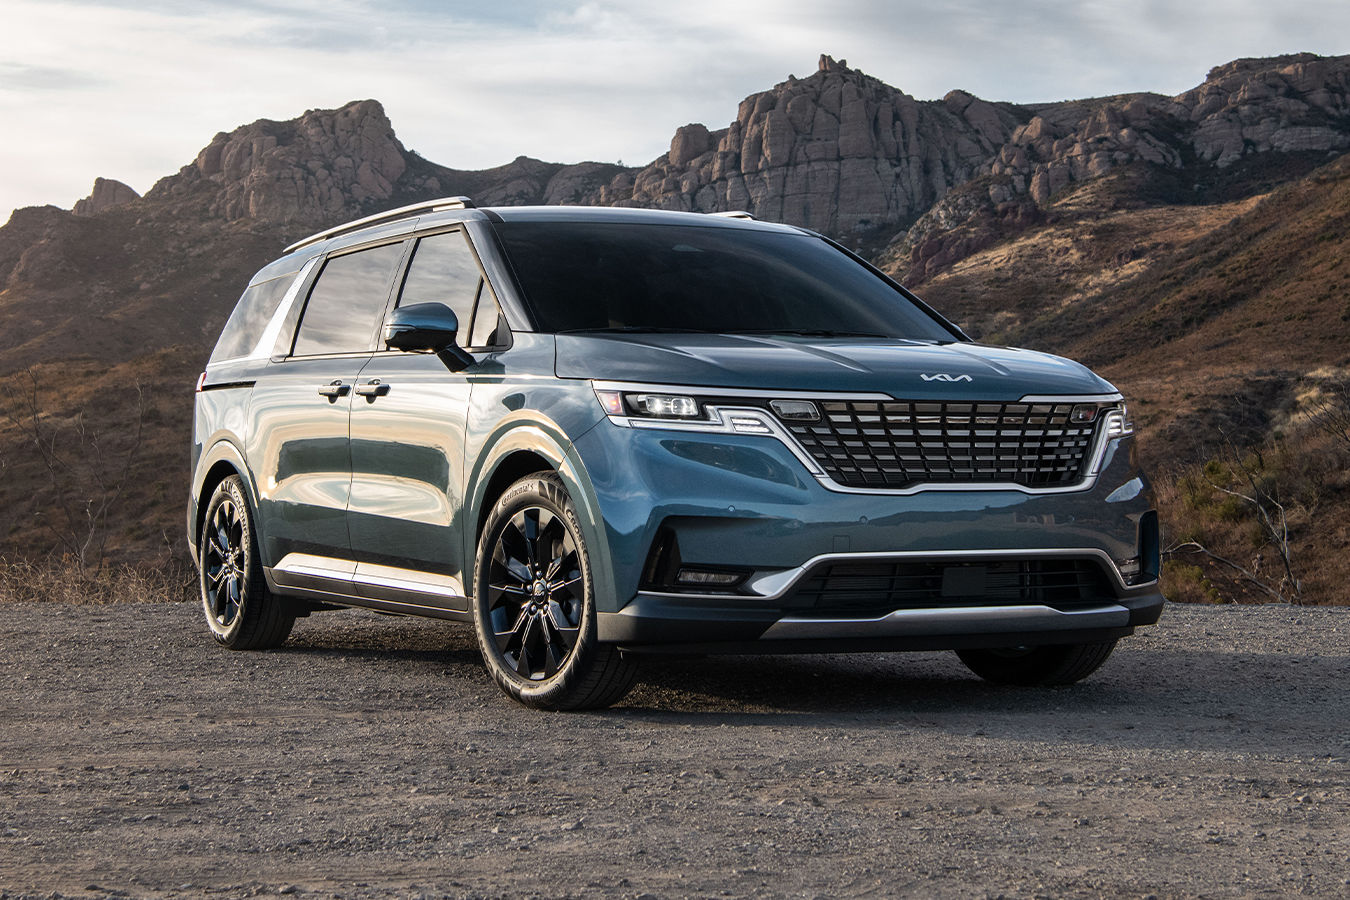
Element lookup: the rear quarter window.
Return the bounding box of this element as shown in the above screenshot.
[209,273,296,363]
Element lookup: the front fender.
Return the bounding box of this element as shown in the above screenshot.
[465,416,616,610]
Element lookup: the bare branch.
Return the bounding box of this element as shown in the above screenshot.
[1165,541,1285,602]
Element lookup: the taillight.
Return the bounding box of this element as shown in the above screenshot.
[195,372,207,393]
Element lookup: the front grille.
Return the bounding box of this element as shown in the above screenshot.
[781,559,1113,617]
[777,400,1101,489]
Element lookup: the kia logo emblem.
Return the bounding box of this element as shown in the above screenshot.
[920,373,973,383]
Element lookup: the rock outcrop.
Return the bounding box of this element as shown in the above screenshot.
[586,55,1025,238]
[141,100,627,227]
[984,53,1350,207]
[147,99,419,223]
[1181,54,1350,166]
[72,178,139,216]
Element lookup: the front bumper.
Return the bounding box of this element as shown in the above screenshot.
[572,412,1164,653]
[598,573,1163,654]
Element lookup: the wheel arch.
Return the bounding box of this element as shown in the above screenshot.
[190,440,258,561]
[466,421,617,610]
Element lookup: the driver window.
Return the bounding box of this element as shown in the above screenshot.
[398,230,481,334]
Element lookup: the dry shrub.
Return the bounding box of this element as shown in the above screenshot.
[0,555,196,604]
[1157,383,1350,605]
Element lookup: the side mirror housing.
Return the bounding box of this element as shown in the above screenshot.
[383,302,473,371]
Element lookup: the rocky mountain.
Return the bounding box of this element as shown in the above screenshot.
[884,53,1350,284]
[588,55,1023,243]
[1,52,1350,598]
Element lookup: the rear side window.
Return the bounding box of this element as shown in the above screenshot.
[293,242,404,356]
[210,273,295,363]
[397,230,482,334]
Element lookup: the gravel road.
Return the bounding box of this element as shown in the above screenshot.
[1,601,1347,899]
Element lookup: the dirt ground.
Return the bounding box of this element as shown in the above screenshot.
[1,601,1347,899]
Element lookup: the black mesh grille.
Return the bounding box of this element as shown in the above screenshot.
[777,400,1101,489]
[782,559,1113,617]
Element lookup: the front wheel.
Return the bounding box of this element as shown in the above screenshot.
[473,473,637,710]
[956,640,1118,686]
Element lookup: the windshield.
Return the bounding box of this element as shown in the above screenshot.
[492,221,958,340]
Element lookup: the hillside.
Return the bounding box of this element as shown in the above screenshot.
[887,153,1350,605]
[1,52,1349,603]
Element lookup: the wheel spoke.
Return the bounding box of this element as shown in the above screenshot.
[495,527,532,584]
[515,615,539,677]
[545,545,576,581]
[541,619,561,678]
[546,600,580,649]
[495,607,529,652]
[550,574,583,594]
[519,509,540,564]
[208,535,228,562]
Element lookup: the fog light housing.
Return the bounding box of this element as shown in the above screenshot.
[675,567,747,590]
[1115,555,1144,584]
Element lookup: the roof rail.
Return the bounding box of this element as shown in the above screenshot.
[707,210,756,220]
[284,196,477,254]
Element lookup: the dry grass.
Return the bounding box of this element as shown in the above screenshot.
[0,555,196,604]
[1155,421,1350,606]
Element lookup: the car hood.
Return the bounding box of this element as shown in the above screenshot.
[554,333,1117,401]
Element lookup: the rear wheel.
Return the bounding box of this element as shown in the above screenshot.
[473,473,637,710]
[198,475,295,650]
[956,640,1118,686]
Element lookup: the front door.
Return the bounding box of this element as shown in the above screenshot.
[346,228,489,609]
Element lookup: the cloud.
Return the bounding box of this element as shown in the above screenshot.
[1,0,1347,216]
[0,62,103,92]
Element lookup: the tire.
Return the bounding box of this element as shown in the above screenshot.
[473,472,638,710]
[198,475,295,650]
[956,640,1118,686]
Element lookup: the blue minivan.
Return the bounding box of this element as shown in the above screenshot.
[189,199,1163,709]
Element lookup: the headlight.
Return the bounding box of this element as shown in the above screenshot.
[1102,403,1134,439]
[594,389,702,419]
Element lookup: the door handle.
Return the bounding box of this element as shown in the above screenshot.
[317,380,350,400]
[354,379,390,399]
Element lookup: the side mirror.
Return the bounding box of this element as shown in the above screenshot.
[383,302,473,371]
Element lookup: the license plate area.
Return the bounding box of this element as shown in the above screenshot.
[941,564,988,598]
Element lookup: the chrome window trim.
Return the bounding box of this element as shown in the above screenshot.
[594,381,1125,495]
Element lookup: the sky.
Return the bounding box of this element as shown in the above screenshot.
[2,0,1348,218]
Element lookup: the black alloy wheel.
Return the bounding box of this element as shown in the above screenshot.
[197,475,295,650]
[474,473,637,709]
[202,494,246,630]
[486,505,584,680]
